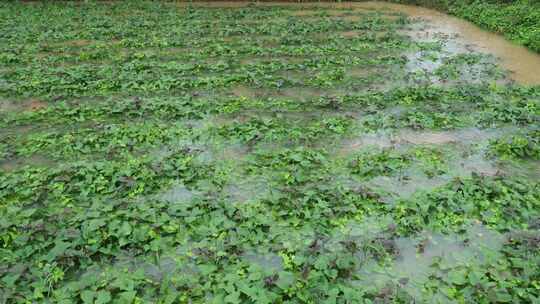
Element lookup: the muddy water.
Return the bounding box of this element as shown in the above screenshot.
[0,154,54,171]
[353,223,505,301]
[339,127,506,153]
[329,216,506,301]
[382,2,540,85]
[0,99,47,113]
[160,181,198,204]
[183,1,540,85]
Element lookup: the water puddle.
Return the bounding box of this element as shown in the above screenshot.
[219,142,250,161]
[113,249,196,283]
[276,70,305,84]
[273,87,331,102]
[183,1,540,85]
[242,250,283,272]
[230,85,260,99]
[346,66,379,78]
[342,15,361,22]
[330,216,506,300]
[0,99,47,113]
[341,30,363,38]
[401,22,505,84]
[0,155,54,172]
[239,56,264,66]
[451,152,500,177]
[339,133,395,154]
[222,177,270,204]
[368,153,497,200]
[355,224,505,301]
[160,181,198,204]
[368,174,448,200]
[382,3,540,85]
[231,85,334,102]
[398,128,475,145]
[339,128,500,154]
[339,127,509,199]
[499,159,540,181]
[59,39,95,47]
[403,49,442,76]
[141,257,179,282]
[339,215,397,239]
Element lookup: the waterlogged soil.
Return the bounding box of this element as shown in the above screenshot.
[0,2,539,303]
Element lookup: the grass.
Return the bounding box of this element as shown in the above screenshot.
[0,1,539,303]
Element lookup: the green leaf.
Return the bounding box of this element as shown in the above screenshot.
[118,291,137,304]
[495,292,513,302]
[95,290,111,304]
[198,264,217,275]
[80,290,95,304]
[224,291,241,304]
[447,269,468,285]
[275,271,295,290]
[46,240,71,261]
[119,221,132,236]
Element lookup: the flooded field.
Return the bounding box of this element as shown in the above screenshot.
[0,1,539,303]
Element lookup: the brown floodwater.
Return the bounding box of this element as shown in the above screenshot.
[380,2,540,85]
[181,1,540,85]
